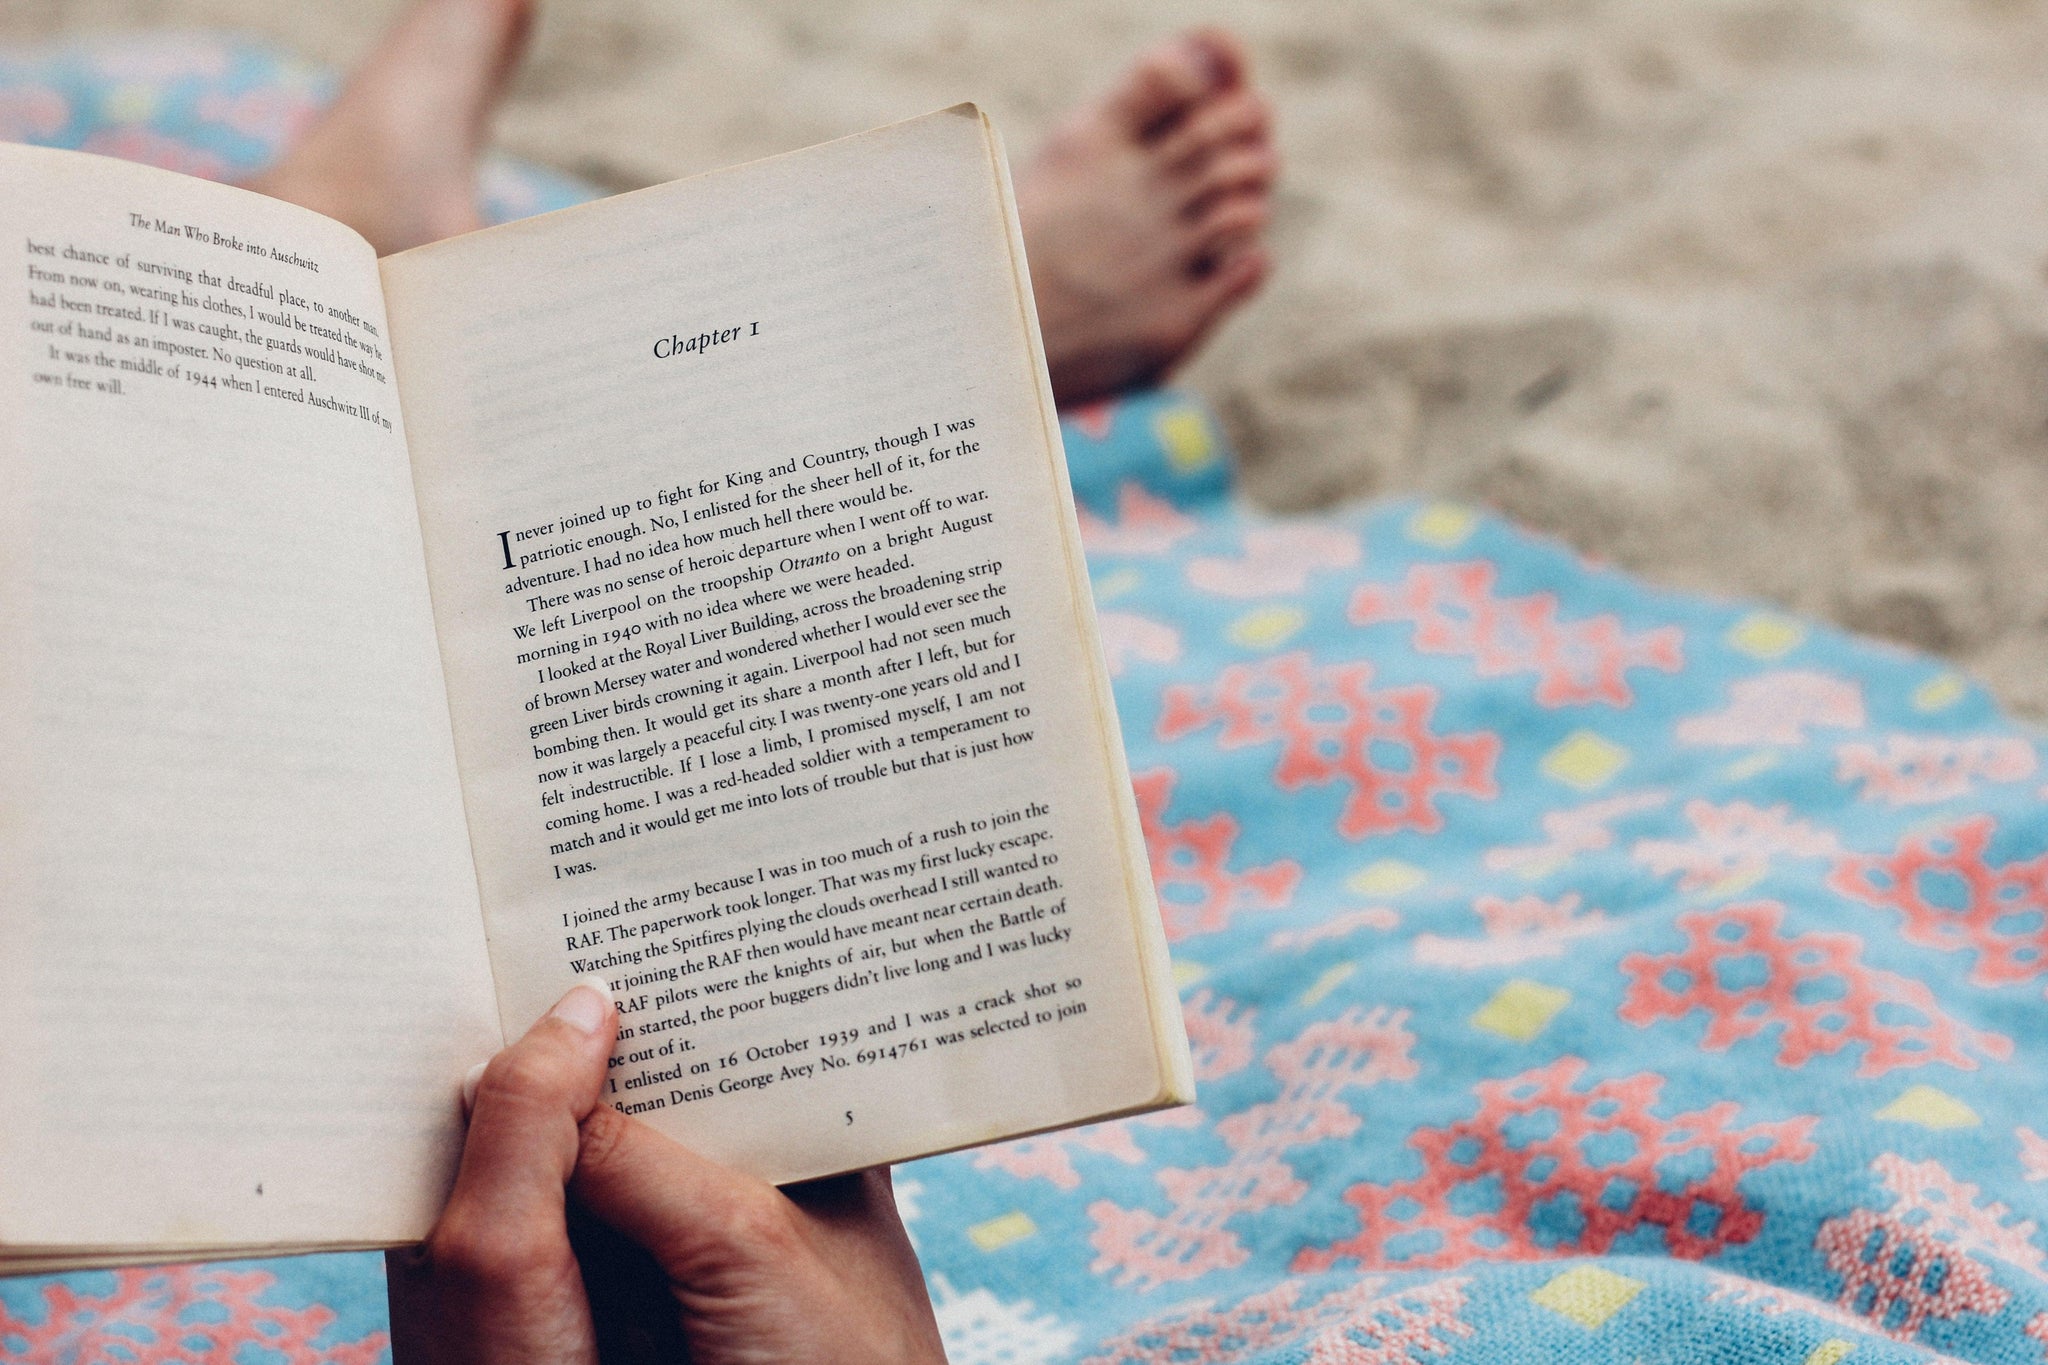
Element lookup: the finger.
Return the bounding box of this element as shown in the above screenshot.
[575,1123,945,1362]
[386,981,616,1364]
[571,1104,804,1285]
[445,978,617,1246]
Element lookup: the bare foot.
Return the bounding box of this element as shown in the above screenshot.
[248,0,533,255]
[1017,29,1277,408]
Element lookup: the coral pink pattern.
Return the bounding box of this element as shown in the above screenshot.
[1268,906,1401,951]
[0,1266,388,1364]
[1815,1210,2010,1340]
[1132,768,1301,942]
[2031,1313,2048,1356]
[1349,561,1682,707]
[0,86,68,141]
[1831,816,2048,987]
[1065,400,1115,440]
[1869,1153,2048,1280]
[1098,612,1183,677]
[1081,1277,1473,1365]
[1412,893,1612,968]
[1836,735,2039,807]
[2022,1128,2048,1183]
[1090,1009,1417,1289]
[976,992,1252,1190]
[1294,1058,1816,1273]
[1631,800,1841,892]
[1159,653,1499,840]
[1483,791,1668,875]
[976,1121,1157,1192]
[1178,988,1262,1082]
[1618,901,2011,1076]
[1185,526,1361,599]
[1078,482,1198,557]
[1675,671,1867,747]
[1813,1155,2045,1342]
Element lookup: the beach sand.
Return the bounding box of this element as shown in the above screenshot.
[11,0,2048,713]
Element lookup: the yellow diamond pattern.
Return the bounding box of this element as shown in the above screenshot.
[1542,731,1629,791]
[1172,959,1208,992]
[1155,408,1217,472]
[968,1211,1037,1251]
[1721,751,1780,782]
[1408,503,1479,549]
[105,83,159,124]
[1876,1086,1979,1130]
[1913,673,1968,713]
[1528,1265,1645,1328]
[1091,567,1142,604]
[1347,861,1427,897]
[1701,867,1767,901]
[1727,614,1806,659]
[1228,605,1307,650]
[1471,980,1571,1042]
[1301,963,1354,1007]
[1806,1341,1855,1365]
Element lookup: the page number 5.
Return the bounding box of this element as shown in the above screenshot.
[845,1110,854,1125]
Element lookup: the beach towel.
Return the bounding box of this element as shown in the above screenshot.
[5,36,2048,1364]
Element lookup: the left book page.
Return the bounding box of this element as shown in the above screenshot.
[0,145,503,1270]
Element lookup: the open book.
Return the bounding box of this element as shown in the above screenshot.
[0,107,1191,1273]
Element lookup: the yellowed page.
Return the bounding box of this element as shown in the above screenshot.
[0,1238,399,1275]
[384,107,1190,1184]
[0,145,502,1258]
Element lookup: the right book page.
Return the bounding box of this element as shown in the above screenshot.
[382,106,1191,1183]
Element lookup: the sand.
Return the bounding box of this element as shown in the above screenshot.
[11,0,2048,714]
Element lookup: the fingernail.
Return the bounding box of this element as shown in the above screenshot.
[460,1061,487,1113]
[550,976,612,1035]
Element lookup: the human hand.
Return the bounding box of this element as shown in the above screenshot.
[386,980,947,1364]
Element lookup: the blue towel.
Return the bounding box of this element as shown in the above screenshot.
[7,37,2048,1364]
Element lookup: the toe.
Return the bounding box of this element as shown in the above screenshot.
[1185,192,1272,268]
[1107,30,1240,139]
[1183,28,1251,93]
[1181,145,1280,219]
[1158,243,1267,366]
[1159,89,1273,174]
[1193,243,1269,316]
[1196,246,1261,309]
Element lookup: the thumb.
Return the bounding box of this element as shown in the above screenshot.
[449,977,617,1231]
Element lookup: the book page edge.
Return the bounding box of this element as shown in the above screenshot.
[977,107,1196,1106]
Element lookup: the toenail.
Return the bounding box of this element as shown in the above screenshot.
[1187,35,1231,88]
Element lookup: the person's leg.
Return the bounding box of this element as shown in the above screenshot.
[246,0,532,257]
[1015,29,1278,407]
[253,9,1276,406]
